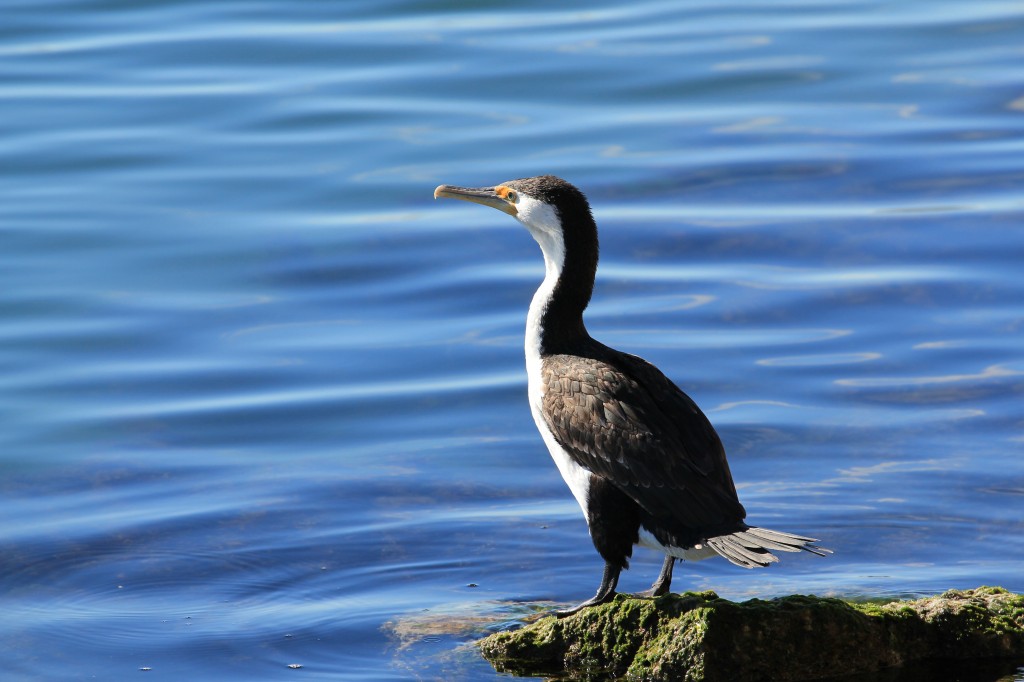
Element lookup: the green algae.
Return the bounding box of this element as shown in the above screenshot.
[478,586,1024,681]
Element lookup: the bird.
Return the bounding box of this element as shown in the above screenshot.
[433,175,828,615]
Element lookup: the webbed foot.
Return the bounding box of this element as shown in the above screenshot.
[555,561,621,617]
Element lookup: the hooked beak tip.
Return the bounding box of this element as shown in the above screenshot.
[432,184,518,216]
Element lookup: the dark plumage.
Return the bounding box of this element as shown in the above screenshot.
[434,175,828,614]
[542,348,744,540]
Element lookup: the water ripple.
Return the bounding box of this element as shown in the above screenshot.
[3,0,1024,680]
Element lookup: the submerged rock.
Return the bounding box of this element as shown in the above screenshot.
[479,586,1024,681]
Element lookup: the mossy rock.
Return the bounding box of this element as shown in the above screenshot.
[478,586,1024,681]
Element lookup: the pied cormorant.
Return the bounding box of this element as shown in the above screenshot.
[434,175,828,614]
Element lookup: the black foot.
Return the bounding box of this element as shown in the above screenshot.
[556,589,617,617]
[631,556,674,598]
[555,561,621,617]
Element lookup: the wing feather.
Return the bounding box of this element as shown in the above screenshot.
[541,346,746,540]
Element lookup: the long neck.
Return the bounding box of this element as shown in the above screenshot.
[526,216,598,356]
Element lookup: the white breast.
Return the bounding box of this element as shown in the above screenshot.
[527,374,593,519]
[519,196,593,519]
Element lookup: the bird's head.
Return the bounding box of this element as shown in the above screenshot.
[433,175,597,274]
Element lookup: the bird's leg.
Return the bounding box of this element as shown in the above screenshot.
[632,556,674,598]
[556,561,621,617]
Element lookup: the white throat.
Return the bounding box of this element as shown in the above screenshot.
[517,195,565,387]
[515,195,591,515]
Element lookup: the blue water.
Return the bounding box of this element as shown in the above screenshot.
[3,1,1024,680]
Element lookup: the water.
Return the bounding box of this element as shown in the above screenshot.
[2,1,1023,679]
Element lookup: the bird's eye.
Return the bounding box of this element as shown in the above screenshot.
[506,190,518,204]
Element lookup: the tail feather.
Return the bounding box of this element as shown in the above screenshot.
[706,526,831,569]
[735,530,802,553]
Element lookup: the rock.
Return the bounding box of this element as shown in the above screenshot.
[478,586,1024,681]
